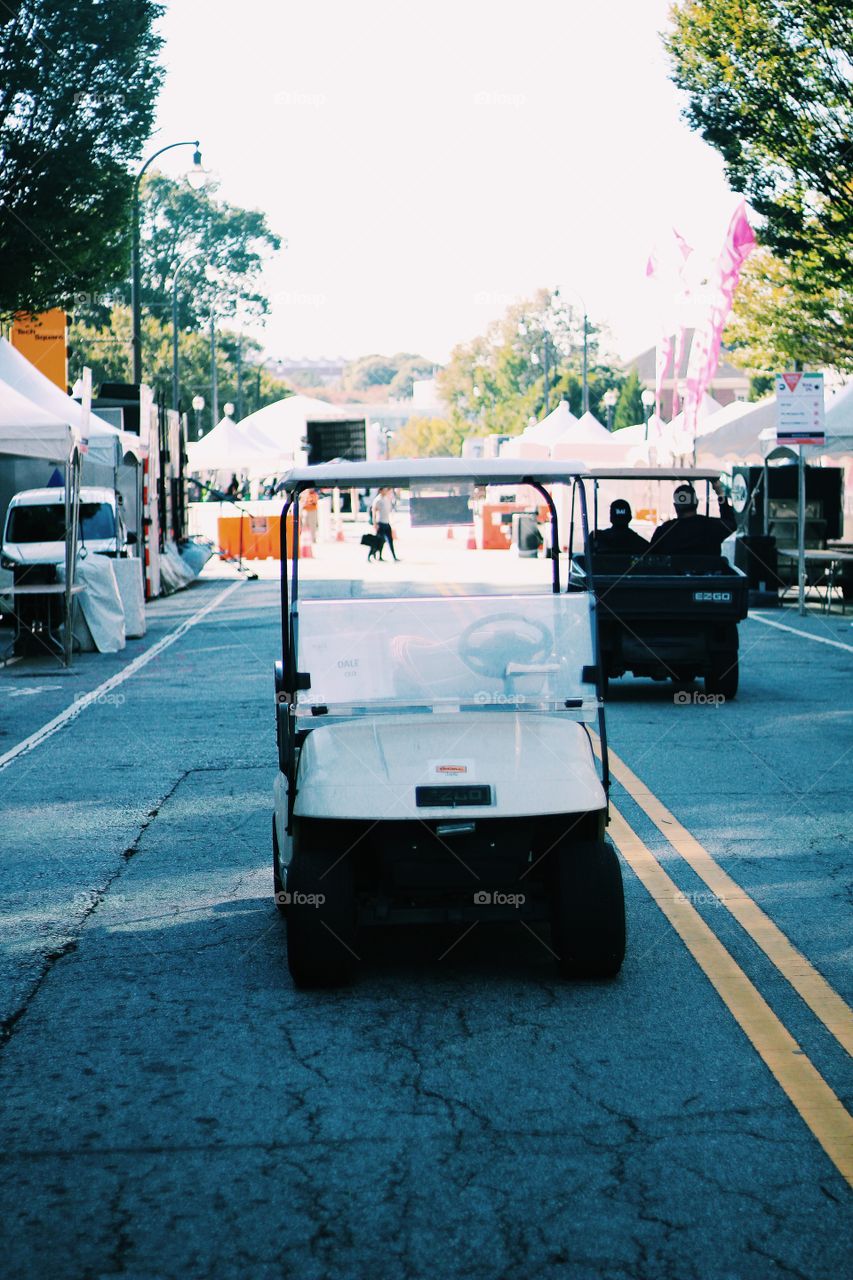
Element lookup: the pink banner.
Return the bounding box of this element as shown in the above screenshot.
[683,202,756,444]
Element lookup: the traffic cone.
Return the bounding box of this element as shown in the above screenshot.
[335,525,345,542]
[299,525,314,559]
[466,527,477,550]
[447,526,454,540]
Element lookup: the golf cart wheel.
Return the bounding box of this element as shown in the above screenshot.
[704,652,738,700]
[550,839,625,979]
[272,815,287,915]
[286,841,357,989]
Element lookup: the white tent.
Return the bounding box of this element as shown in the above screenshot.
[186,415,275,473]
[520,400,580,444]
[0,377,77,461]
[238,394,355,459]
[0,338,141,465]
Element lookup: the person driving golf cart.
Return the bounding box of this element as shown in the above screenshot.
[591,499,649,555]
[650,481,735,556]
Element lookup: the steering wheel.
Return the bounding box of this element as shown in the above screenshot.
[457,613,553,679]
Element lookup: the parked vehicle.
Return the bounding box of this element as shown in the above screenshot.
[273,458,625,988]
[1,486,129,569]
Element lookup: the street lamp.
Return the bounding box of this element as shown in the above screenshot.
[171,249,204,411]
[641,388,656,440]
[552,288,589,415]
[224,402,235,419]
[192,394,205,440]
[603,387,619,431]
[131,139,203,385]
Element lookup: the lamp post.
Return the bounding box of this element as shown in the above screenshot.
[171,249,204,411]
[131,140,204,385]
[603,387,618,431]
[224,402,235,419]
[192,394,205,440]
[641,388,656,440]
[551,288,589,414]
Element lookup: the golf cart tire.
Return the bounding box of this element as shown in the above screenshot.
[550,839,626,979]
[704,651,738,700]
[272,816,287,915]
[286,842,357,989]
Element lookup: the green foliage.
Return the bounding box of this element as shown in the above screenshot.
[138,172,281,329]
[341,353,436,396]
[389,358,438,399]
[724,246,853,374]
[612,369,644,431]
[388,416,466,459]
[438,288,611,438]
[665,1,853,290]
[68,306,291,425]
[0,0,164,316]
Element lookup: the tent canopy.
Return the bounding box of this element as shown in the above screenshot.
[238,394,357,456]
[0,337,142,465]
[0,377,77,461]
[518,400,579,445]
[186,415,276,473]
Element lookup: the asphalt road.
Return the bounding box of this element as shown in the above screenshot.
[1,547,851,1280]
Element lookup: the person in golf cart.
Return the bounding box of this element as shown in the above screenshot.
[650,480,735,556]
[590,499,649,555]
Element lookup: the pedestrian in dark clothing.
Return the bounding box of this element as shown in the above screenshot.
[591,500,649,554]
[650,481,735,555]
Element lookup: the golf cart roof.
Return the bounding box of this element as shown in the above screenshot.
[280,457,587,491]
[582,467,721,481]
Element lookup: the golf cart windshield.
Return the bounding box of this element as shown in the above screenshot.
[294,593,598,720]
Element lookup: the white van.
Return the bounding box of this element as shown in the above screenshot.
[1,486,129,568]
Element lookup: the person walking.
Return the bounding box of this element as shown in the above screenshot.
[369,487,398,561]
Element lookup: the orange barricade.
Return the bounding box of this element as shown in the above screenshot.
[217,513,295,560]
[480,502,550,550]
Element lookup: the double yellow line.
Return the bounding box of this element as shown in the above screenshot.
[597,739,853,1186]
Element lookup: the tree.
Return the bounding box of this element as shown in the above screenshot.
[665,2,853,289]
[136,172,281,329]
[438,288,606,438]
[724,246,853,373]
[68,306,292,425]
[612,369,644,431]
[341,353,436,396]
[0,0,164,317]
[388,416,465,459]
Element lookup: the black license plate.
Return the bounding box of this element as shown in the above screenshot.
[415,784,493,808]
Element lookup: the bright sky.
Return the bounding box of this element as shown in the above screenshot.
[151,0,743,366]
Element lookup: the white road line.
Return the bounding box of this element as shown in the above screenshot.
[749,612,853,654]
[0,581,243,774]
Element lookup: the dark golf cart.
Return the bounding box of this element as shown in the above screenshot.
[569,469,749,699]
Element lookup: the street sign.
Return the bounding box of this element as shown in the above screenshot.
[776,372,825,446]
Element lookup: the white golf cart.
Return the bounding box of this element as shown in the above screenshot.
[273,459,625,988]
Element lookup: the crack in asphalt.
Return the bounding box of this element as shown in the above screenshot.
[0,769,192,1052]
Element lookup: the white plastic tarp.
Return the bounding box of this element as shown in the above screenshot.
[112,556,146,638]
[58,554,126,653]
